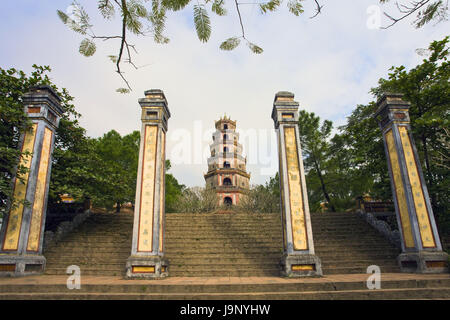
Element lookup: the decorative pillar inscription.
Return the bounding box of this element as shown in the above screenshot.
[0,86,64,276]
[126,89,170,278]
[284,127,308,251]
[374,93,448,273]
[27,127,53,252]
[385,129,415,249]
[137,125,158,252]
[272,91,322,277]
[2,124,37,252]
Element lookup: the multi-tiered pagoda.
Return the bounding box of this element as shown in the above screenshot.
[204,116,250,206]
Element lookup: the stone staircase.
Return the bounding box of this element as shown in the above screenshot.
[311,212,400,274]
[2,211,447,299]
[1,274,449,299]
[44,213,133,276]
[43,211,401,277]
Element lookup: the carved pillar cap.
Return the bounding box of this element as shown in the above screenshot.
[374,93,411,129]
[374,93,411,118]
[22,85,65,117]
[139,89,171,130]
[272,91,300,128]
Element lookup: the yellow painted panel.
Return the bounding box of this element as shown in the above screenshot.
[159,130,165,253]
[132,266,155,273]
[278,133,287,251]
[284,127,308,251]
[426,261,446,268]
[0,264,16,272]
[27,128,52,252]
[386,129,415,248]
[292,264,314,271]
[3,124,37,251]
[399,126,435,248]
[137,125,158,252]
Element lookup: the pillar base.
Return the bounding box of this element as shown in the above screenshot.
[397,251,449,274]
[126,255,169,279]
[280,253,322,277]
[0,254,46,277]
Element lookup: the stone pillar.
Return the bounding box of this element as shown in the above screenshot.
[126,89,170,278]
[0,86,64,276]
[374,93,448,273]
[272,91,322,277]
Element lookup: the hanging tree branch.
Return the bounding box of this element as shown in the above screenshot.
[381,0,448,29]
[57,0,447,93]
[310,0,323,18]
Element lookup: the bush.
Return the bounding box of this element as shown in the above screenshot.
[234,185,280,214]
[173,187,219,213]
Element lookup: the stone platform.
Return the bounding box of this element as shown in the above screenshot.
[0,273,449,299]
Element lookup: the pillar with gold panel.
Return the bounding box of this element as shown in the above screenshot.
[126,89,170,278]
[272,91,322,277]
[0,86,64,276]
[374,93,448,273]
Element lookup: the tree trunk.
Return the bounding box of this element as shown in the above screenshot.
[116,201,121,213]
[313,158,336,212]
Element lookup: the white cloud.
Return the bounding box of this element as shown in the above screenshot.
[2,0,449,187]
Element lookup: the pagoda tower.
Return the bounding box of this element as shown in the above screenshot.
[204,116,250,206]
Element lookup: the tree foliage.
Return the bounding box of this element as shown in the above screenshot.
[165,159,186,212]
[0,65,81,218]
[297,110,337,212]
[235,173,280,213]
[173,187,219,213]
[293,36,449,238]
[371,36,450,229]
[0,64,186,216]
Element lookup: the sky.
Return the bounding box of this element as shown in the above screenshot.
[1,1,448,187]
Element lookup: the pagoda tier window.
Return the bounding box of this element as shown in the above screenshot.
[224,197,232,205]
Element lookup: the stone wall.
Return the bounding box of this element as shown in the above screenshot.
[357,209,401,249]
[42,209,91,252]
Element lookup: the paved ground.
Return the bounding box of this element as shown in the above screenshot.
[0,273,448,286]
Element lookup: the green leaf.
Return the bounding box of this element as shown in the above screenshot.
[116,88,131,94]
[193,4,211,43]
[287,0,304,16]
[57,10,70,24]
[259,0,281,14]
[98,0,115,19]
[68,2,91,35]
[79,38,96,57]
[125,14,143,35]
[212,0,227,16]
[161,0,190,11]
[414,1,446,28]
[149,0,170,43]
[220,37,241,51]
[247,42,263,54]
[108,55,118,63]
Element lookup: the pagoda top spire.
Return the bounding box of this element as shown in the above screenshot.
[215,115,236,130]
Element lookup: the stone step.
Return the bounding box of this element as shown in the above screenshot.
[322,267,400,274]
[2,287,450,300]
[164,226,283,232]
[3,278,449,294]
[44,268,281,277]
